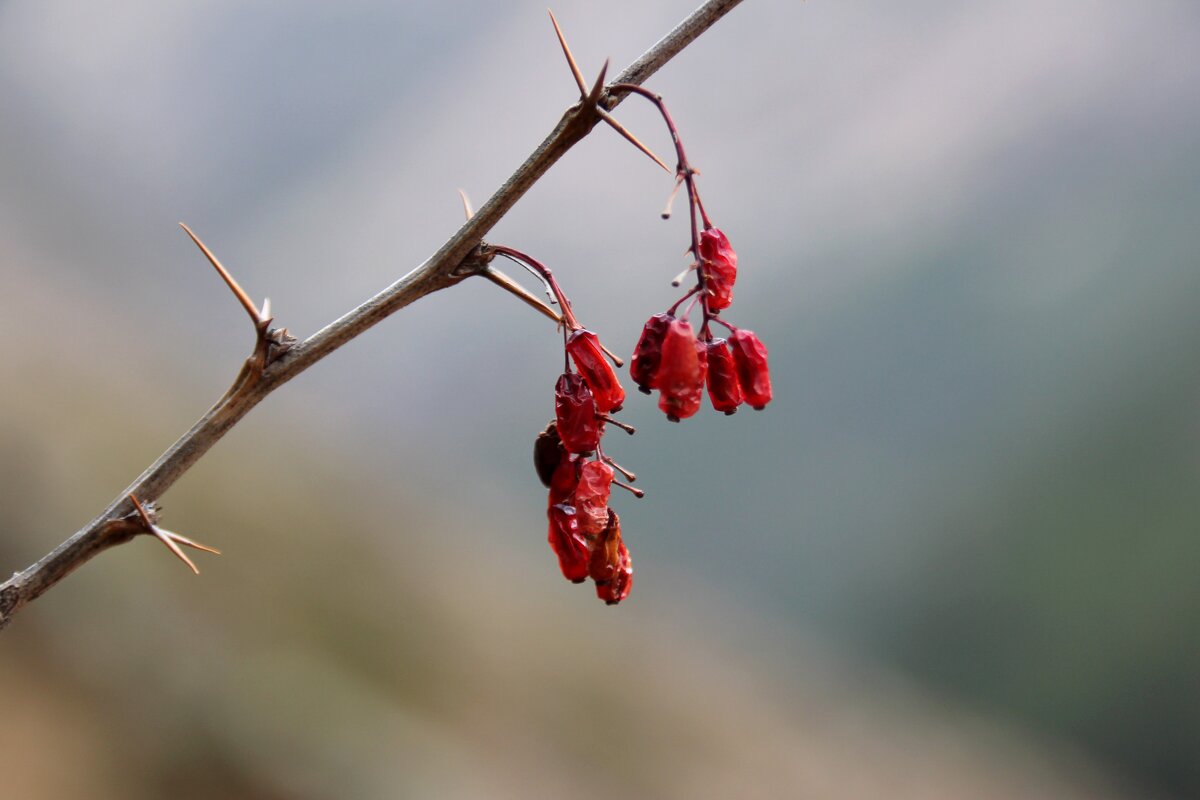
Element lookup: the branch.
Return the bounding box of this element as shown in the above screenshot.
[0,0,747,629]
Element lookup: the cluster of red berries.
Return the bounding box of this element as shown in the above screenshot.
[503,84,775,607]
[630,227,772,421]
[496,246,640,605]
[615,82,772,422]
[537,330,638,605]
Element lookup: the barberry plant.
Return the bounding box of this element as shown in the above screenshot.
[0,0,753,627]
[482,18,774,605]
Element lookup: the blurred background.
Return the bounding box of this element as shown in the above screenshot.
[1,1,1198,797]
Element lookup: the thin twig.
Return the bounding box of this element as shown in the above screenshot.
[0,0,747,630]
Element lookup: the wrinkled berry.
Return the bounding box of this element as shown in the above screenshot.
[566,330,625,413]
[630,313,674,394]
[729,328,772,410]
[698,228,737,311]
[656,318,706,422]
[548,504,589,583]
[574,460,614,537]
[555,373,601,454]
[704,338,743,414]
[590,510,633,605]
[547,453,582,507]
[533,422,565,487]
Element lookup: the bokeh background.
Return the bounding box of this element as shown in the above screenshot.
[2,1,1198,797]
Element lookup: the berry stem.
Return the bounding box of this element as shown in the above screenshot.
[613,479,645,499]
[491,245,582,331]
[611,83,716,331]
[667,285,701,316]
[708,316,737,334]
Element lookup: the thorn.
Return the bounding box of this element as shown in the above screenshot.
[157,527,222,558]
[548,9,588,97]
[482,266,562,325]
[585,58,609,107]
[155,530,200,574]
[261,297,272,321]
[458,189,475,221]
[179,223,264,326]
[129,494,220,575]
[597,108,671,173]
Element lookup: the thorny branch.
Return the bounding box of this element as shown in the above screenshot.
[0,0,747,629]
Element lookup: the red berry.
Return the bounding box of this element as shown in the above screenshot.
[704,338,743,414]
[573,460,614,537]
[555,373,601,454]
[547,452,582,507]
[533,421,565,487]
[590,510,633,605]
[656,319,706,422]
[729,328,772,410]
[630,313,674,394]
[566,330,625,413]
[548,503,589,583]
[698,228,737,311]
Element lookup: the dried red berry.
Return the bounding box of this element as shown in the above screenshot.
[566,330,625,413]
[656,318,706,422]
[590,510,633,605]
[555,373,601,454]
[548,503,589,583]
[574,460,614,537]
[533,422,564,487]
[729,328,773,410]
[698,228,737,311]
[704,338,743,414]
[548,453,582,507]
[629,313,674,394]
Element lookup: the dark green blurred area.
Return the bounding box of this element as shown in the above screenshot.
[3,1,1199,797]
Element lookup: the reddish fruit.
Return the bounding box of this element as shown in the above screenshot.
[729,328,773,410]
[533,422,564,487]
[630,313,674,394]
[574,460,614,537]
[548,504,589,583]
[698,228,737,311]
[704,338,743,414]
[566,330,625,413]
[590,510,633,605]
[548,453,582,507]
[555,373,601,454]
[656,318,706,422]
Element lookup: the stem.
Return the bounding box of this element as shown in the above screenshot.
[668,285,701,316]
[611,82,715,329]
[491,245,582,330]
[708,316,737,334]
